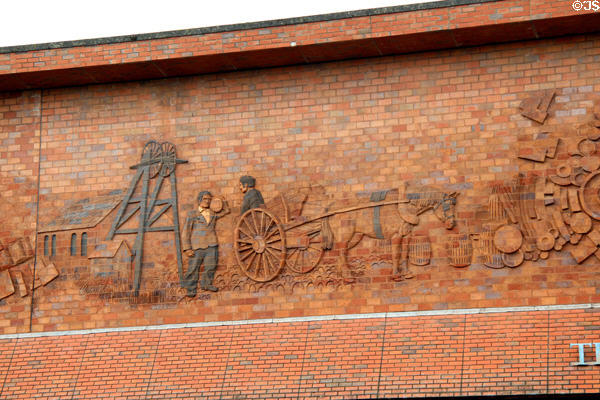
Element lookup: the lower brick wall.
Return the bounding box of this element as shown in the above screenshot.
[1,306,599,399]
[379,315,464,397]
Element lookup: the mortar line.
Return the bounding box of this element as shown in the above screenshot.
[29,88,44,332]
[295,320,311,400]
[459,312,467,396]
[143,329,163,399]
[69,333,90,400]
[218,323,236,400]
[546,310,550,394]
[0,337,19,398]
[375,313,388,399]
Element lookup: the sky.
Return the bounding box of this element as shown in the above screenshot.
[1,0,438,48]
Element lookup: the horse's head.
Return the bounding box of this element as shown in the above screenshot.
[434,191,458,229]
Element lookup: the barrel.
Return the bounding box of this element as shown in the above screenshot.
[409,235,431,266]
[447,234,472,267]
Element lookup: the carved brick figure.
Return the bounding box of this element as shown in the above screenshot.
[182,191,230,295]
[239,175,265,215]
[324,183,458,282]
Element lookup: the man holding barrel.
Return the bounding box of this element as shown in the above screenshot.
[182,191,229,296]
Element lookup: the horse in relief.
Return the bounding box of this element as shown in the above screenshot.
[323,183,458,282]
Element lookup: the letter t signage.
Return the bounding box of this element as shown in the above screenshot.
[570,343,600,366]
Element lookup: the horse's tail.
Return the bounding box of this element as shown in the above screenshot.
[321,217,334,250]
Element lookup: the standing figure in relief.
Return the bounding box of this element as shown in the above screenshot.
[239,175,265,215]
[182,191,230,296]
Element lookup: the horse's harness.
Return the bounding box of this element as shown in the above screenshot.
[370,190,389,239]
[370,191,455,239]
[432,193,456,221]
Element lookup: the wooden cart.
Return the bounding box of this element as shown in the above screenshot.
[233,187,408,282]
[234,188,325,282]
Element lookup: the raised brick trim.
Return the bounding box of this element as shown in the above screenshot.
[0,303,596,339]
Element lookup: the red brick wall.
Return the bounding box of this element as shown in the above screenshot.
[0,0,593,78]
[0,91,40,333]
[0,306,598,399]
[0,91,39,242]
[0,33,600,334]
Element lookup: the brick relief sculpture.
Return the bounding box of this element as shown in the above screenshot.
[473,97,600,269]
[325,184,458,282]
[233,182,457,284]
[0,238,59,302]
[33,142,190,304]
[519,89,556,124]
[106,140,188,296]
[7,94,600,311]
[0,236,43,300]
[233,183,326,283]
[181,190,230,296]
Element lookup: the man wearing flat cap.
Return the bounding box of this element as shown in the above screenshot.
[239,175,265,215]
[182,191,229,296]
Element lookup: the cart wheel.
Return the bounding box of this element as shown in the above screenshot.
[141,140,162,178]
[234,208,286,282]
[160,142,177,177]
[286,229,324,274]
